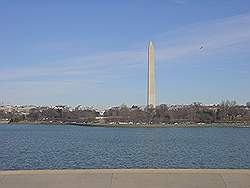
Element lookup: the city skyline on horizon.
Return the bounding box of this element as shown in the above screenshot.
[1,1,250,107]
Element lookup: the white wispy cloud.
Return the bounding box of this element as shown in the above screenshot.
[1,13,250,83]
[155,13,250,61]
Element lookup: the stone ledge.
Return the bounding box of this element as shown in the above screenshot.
[0,169,249,188]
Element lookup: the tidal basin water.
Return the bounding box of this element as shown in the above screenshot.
[0,124,250,170]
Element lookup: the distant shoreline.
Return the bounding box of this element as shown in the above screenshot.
[1,121,250,128]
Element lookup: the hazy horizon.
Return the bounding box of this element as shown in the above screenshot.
[1,1,250,107]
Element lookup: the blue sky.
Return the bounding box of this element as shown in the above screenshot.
[0,0,250,107]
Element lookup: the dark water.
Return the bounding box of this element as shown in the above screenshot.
[0,124,249,170]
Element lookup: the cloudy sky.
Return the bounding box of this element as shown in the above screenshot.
[0,0,250,107]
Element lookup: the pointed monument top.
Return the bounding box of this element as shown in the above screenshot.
[149,41,154,46]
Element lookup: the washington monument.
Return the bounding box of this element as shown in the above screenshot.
[147,41,156,108]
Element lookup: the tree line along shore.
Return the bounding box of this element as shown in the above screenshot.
[1,101,250,127]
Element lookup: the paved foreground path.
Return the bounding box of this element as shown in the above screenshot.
[0,169,249,188]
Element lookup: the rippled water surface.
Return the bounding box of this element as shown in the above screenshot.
[0,124,250,170]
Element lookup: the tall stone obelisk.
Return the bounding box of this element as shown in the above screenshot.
[147,41,156,108]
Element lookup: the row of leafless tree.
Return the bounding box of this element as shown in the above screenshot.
[103,102,250,124]
[1,101,250,124]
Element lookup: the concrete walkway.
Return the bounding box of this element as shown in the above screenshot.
[0,169,249,188]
